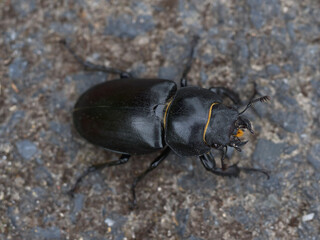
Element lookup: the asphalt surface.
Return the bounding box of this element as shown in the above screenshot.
[1,0,320,239]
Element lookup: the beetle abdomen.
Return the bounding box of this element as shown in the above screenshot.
[73,79,177,154]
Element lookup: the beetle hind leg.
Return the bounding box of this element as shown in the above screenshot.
[209,87,242,105]
[180,36,199,87]
[60,39,132,78]
[130,147,171,208]
[68,154,130,196]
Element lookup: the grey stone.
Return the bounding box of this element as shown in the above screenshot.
[307,144,320,171]
[187,236,205,240]
[103,212,127,238]
[200,70,208,84]
[176,208,189,237]
[311,79,320,97]
[271,27,287,45]
[60,10,77,21]
[248,0,281,30]
[248,36,261,59]
[15,140,37,160]
[28,226,61,240]
[201,53,215,65]
[158,66,180,80]
[160,32,192,64]
[286,22,296,42]
[273,79,290,92]
[7,206,20,229]
[130,63,146,77]
[277,95,298,108]
[50,22,76,35]
[249,8,265,29]
[283,144,298,155]
[48,90,70,114]
[81,231,107,240]
[253,139,285,169]
[227,205,256,229]
[8,58,28,81]
[0,110,25,135]
[11,0,36,18]
[177,0,204,32]
[282,64,295,75]
[31,187,48,200]
[70,194,85,224]
[65,71,107,94]
[270,109,306,134]
[105,14,155,39]
[34,166,54,186]
[178,162,217,193]
[235,38,249,62]
[266,64,281,76]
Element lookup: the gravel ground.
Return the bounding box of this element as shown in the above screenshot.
[1,0,320,239]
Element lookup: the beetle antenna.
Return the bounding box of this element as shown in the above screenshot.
[239,96,270,115]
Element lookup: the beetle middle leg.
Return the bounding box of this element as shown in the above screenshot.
[68,154,130,196]
[180,36,199,87]
[131,147,171,208]
[60,39,132,78]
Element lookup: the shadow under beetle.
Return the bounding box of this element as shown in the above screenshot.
[62,37,270,207]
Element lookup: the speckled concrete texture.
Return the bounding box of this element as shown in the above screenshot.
[1,0,320,239]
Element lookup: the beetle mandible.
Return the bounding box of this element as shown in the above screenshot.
[61,37,269,206]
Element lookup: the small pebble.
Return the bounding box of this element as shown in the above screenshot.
[302,213,315,222]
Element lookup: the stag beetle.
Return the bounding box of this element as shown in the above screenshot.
[61,37,269,206]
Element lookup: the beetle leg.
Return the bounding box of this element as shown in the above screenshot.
[68,154,130,196]
[180,36,199,87]
[130,147,171,208]
[209,87,241,105]
[60,39,133,78]
[220,146,228,170]
[239,166,270,179]
[199,152,240,177]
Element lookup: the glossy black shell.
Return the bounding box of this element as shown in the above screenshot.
[73,78,177,154]
[164,87,223,156]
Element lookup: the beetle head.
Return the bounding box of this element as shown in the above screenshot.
[205,104,238,147]
[205,96,270,152]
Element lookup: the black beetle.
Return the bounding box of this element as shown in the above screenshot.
[61,37,269,206]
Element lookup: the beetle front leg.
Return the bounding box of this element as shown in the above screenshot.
[199,152,240,177]
[68,154,130,196]
[60,39,133,78]
[130,147,171,208]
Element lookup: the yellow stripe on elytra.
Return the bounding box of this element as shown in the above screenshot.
[163,99,173,129]
[203,102,219,144]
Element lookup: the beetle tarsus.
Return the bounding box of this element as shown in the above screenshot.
[130,147,171,208]
[67,154,130,196]
[239,167,270,179]
[60,39,132,78]
[180,35,199,87]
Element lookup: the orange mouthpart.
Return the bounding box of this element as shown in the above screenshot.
[235,129,244,138]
